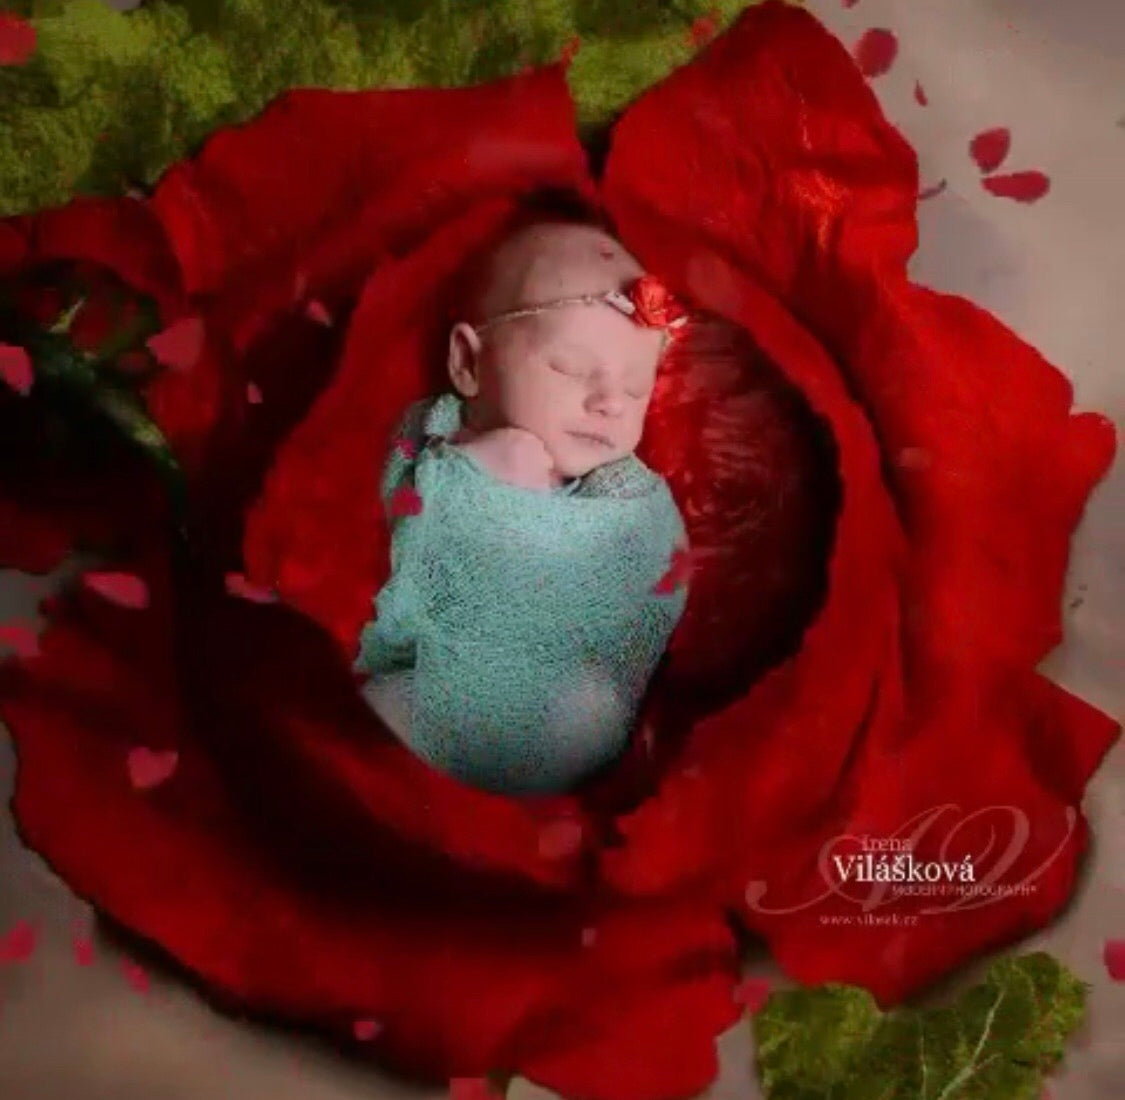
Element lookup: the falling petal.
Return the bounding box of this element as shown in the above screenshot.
[224,572,277,604]
[581,926,598,947]
[914,81,928,106]
[389,485,424,518]
[982,171,1051,203]
[246,382,263,405]
[537,818,584,860]
[0,621,39,658]
[353,1018,382,1041]
[560,35,581,64]
[394,437,418,459]
[0,13,36,66]
[121,958,151,994]
[146,316,205,373]
[689,12,719,48]
[0,920,38,963]
[83,571,150,610]
[853,28,898,77]
[72,935,95,967]
[305,299,333,326]
[126,747,179,791]
[1103,939,1125,980]
[0,344,33,396]
[970,127,1011,173]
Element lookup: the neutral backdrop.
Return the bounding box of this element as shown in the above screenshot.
[1,1,1122,1098]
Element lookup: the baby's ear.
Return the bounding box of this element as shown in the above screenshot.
[448,323,483,397]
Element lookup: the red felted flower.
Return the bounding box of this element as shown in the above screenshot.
[627,274,688,329]
[0,4,1117,1100]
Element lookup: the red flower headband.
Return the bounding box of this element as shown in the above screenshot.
[473,274,690,336]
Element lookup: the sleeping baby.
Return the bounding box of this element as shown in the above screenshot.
[354,219,691,795]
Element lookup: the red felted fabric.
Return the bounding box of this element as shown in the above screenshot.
[0,4,1118,1099]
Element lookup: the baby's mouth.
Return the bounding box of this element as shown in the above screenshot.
[568,430,614,448]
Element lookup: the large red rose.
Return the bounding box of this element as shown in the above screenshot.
[0,5,1117,1099]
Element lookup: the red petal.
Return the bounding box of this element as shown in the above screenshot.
[146,315,205,372]
[121,959,151,994]
[560,35,581,65]
[246,381,263,404]
[389,484,424,518]
[969,127,1011,173]
[1104,940,1125,980]
[0,919,38,962]
[689,13,719,48]
[304,299,333,327]
[0,344,33,396]
[913,81,928,106]
[72,934,95,967]
[353,1018,382,1041]
[853,28,898,77]
[732,975,771,1013]
[224,572,277,603]
[126,747,179,790]
[0,13,36,66]
[83,571,150,610]
[982,170,1051,203]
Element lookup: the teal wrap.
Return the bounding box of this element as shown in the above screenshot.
[355,393,688,795]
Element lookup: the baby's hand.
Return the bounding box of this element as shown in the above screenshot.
[454,427,557,490]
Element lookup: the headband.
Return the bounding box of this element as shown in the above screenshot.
[472,274,690,335]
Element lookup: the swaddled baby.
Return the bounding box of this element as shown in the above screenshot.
[354,220,690,795]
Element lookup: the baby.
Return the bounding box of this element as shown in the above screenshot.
[354,219,691,795]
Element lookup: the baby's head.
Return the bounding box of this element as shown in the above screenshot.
[448,220,685,479]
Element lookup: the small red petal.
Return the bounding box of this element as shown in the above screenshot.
[580,926,598,947]
[145,316,205,372]
[918,180,948,202]
[853,28,898,77]
[1103,939,1125,980]
[246,382,263,405]
[121,959,150,994]
[982,170,1051,203]
[224,572,276,604]
[352,1018,382,1041]
[537,818,584,860]
[451,1078,502,1100]
[733,976,772,1013]
[653,547,693,595]
[843,0,859,7]
[560,35,581,64]
[914,80,928,105]
[0,13,36,66]
[126,747,179,791]
[689,12,719,48]
[969,127,1012,173]
[83,571,150,609]
[0,919,38,963]
[0,343,33,396]
[394,437,418,459]
[389,485,424,518]
[305,299,333,326]
[0,621,40,658]
[72,935,95,967]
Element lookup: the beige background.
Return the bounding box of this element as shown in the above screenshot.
[2,1,1123,1097]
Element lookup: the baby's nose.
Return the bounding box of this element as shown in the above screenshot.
[585,379,626,417]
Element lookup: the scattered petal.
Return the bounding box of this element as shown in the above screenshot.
[394,437,418,459]
[853,28,898,78]
[225,572,277,604]
[451,1078,502,1100]
[83,571,150,610]
[305,299,333,326]
[982,170,1051,203]
[918,179,948,202]
[146,316,205,373]
[689,11,719,48]
[970,127,1011,173]
[389,485,424,518]
[0,13,36,66]
[0,343,33,396]
[914,81,928,106]
[537,818,584,860]
[560,35,581,64]
[653,546,693,594]
[127,747,179,791]
[0,919,38,963]
[1103,939,1125,980]
[72,934,95,967]
[353,1018,382,1041]
[843,0,859,7]
[246,382,263,405]
[581,926,598,948]
[0,621,40,658]
[121,958,151,994]
[733,975,772,1013]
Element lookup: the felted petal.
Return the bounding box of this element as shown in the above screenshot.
[602,0,1119,1005]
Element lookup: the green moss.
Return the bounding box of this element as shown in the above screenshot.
[0,0,773,218]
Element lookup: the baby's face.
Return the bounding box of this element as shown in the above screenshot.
[474,303,665,479]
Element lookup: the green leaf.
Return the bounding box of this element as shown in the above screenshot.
[1,0,772,218]
[753,952,1088,1100]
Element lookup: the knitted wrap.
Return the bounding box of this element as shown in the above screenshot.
[355,392,688,794]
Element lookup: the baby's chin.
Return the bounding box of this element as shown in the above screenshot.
[551,439,634,479]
